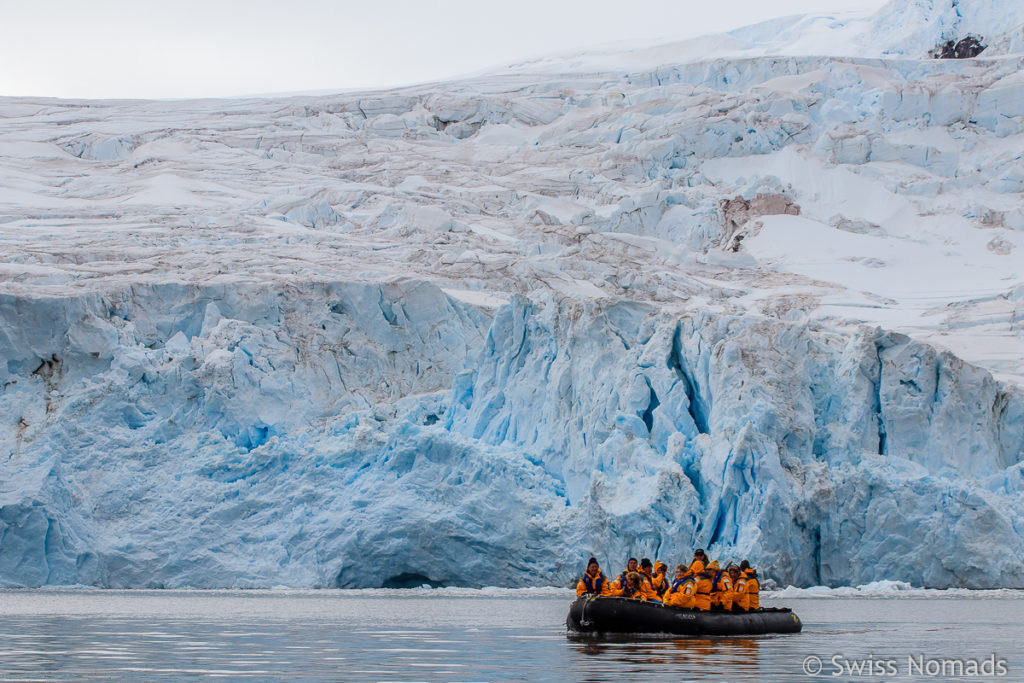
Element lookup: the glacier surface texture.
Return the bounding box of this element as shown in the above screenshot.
[1,0,1023,588]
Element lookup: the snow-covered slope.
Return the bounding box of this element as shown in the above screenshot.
[1,0,1022,589]
[505,0,1024,73]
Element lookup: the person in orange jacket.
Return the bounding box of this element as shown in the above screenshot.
[615,557,639,589]
[710,562,736,610]
[663,564,696,609]
[733,565,749,611]
[651,561,670,596]
[692,567,713,611]
[728,564,746,610]
[610,571,661,602]
[685,548,708,578]
[638,558,657,589]
[737,560,760,610]
[576,557,611,597]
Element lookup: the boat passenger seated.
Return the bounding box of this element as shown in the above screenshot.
[576,557,610,597]
[610,571,661,602]
[733,566,748,611]
[725,564,745,610]
[651,561,669,596]
[686,548,708,578]
[638,558,656,589]
[738,560,760,610]
[663,564,696,609]
[616,557,639,588]
[708,561,734,611]
[692,566,713,611]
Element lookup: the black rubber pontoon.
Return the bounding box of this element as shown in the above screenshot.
[566,596,802,636]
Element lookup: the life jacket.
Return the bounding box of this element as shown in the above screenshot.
[620,569,653,591]
[665,577,695,608]
[711,573,733,610]
[580,570,607,595]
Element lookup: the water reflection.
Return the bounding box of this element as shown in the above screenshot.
[570,635,762,681]
[672,637,760,670]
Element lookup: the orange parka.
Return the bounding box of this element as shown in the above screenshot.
[736,570,760,610]
[638,567,660,594]
[692,575,713,611]
[576,569,611,597]
[651,562,669,596]
[663,577,696,609]
[710,571,734,610]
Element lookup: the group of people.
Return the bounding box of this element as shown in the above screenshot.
[575,549,760,611]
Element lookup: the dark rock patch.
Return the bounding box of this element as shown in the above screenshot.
[933,35,986,59]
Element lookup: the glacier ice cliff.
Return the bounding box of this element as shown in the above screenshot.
[2,284,1022,589]
[1,0,1023,588]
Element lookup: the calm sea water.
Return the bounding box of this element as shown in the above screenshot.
[0,588,1021,681]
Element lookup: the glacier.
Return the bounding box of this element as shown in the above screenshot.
[1,0,1023,589]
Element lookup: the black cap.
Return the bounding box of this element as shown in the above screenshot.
[640,558,652,568]
[587,557,598,566]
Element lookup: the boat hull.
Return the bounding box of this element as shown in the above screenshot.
[566,596,802,636]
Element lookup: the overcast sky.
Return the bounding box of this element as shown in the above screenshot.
[1,0,888,99]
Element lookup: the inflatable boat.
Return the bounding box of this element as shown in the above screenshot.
[566,596,802,636]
